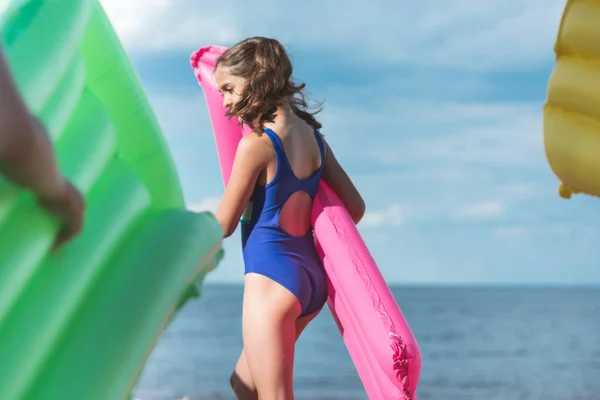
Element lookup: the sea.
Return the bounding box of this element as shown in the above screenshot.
[134,284,600,400]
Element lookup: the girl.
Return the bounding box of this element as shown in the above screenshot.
[213,36,365,400]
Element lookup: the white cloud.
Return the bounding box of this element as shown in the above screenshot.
[454,201,505,221]
[0,1,9,16]
[324,97,549,230]
[493,226,528,238]
[417,1,565,70]
[98,0,240,52]
[493,223,574,238]
[361,204,404,227]
[99,0,566,70]
[187,196,220,213]
[321,99,545,168]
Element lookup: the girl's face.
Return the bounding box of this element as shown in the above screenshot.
[215,65,247,118]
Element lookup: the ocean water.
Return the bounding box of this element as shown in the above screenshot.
[134,285,600,400]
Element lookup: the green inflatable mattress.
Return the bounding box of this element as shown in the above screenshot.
[0,0,224,398]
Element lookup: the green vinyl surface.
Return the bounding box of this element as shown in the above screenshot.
[0,0,224,398]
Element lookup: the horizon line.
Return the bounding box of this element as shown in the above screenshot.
[201,281,600,289]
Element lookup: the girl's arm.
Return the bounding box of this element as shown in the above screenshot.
[321,138,366,224]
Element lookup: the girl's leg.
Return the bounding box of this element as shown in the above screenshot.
[236,272,309,400]
[230,351,257,400]
[230,309,322,399]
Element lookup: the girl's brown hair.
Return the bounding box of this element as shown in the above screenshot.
[215,36,323,135]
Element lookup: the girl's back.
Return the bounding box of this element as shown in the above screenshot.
[240,111,328,320]
[256,114,324,237]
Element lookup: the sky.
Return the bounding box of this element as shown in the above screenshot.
[98,0,600,286]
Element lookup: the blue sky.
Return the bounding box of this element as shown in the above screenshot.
[100,0,599,285]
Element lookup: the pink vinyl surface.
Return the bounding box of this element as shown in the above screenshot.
[190,45,421,399]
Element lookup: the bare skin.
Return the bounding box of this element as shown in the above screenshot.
[0,47,84,249]
[214,64,365,400]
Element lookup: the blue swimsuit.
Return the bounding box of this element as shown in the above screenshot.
[240,127,328,317]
